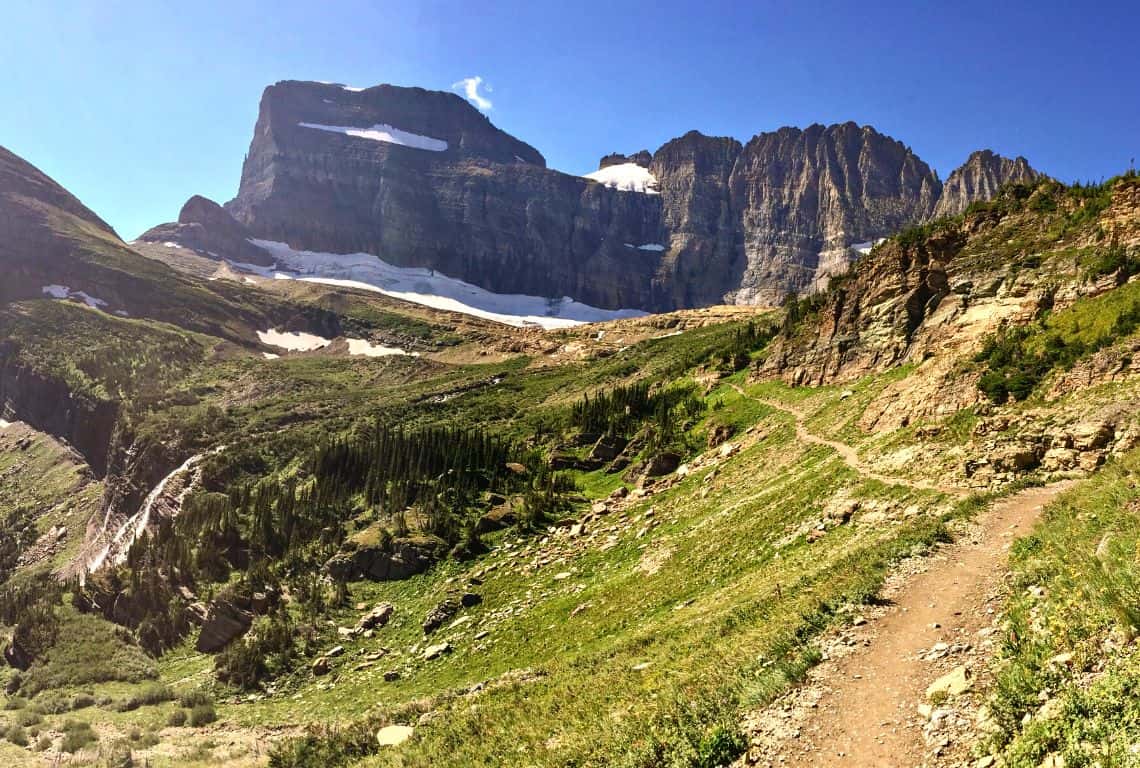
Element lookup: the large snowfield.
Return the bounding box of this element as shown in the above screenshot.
[583,163,660,194]
[238,240,646,330]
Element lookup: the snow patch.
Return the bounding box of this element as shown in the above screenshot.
[43,285,108,309]
[0,419,12,429]
[346,339,420,358]
[624,243,666,252]
[299,122,447,152]
[239,240,647,330]
[584,163,659,194]
[163,241,183,249]
[850,238,885,256]
[72,291,107,309]
[257,329,332,352]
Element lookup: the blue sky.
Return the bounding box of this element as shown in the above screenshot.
[4,1,1138,239]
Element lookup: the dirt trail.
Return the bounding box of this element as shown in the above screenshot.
[740,481,1073,767]
[729,384,965,496]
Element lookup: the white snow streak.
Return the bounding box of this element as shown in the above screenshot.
[624,243,666,252]
[584,163,659,194]
[87,449,220,574]
[298,122,448,152]
[237,240,646,330]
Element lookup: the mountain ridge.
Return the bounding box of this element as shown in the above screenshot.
[141,80,1043,313]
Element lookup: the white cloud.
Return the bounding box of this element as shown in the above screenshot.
[453,76,493,111]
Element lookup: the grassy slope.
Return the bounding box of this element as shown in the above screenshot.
[978,449,1140,767]
[1,176,1138,765]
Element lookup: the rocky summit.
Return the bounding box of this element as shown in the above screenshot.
[142,80,1042,312]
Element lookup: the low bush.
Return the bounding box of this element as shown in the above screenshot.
[59,719,97,753]
[188,703,217,727]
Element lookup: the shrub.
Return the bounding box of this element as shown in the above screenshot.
[34,736,51,751]
[188,703,217,727]
[59,719,97,753]
[695,724,748,768]
[14,709,42,727]
[7,724,27,747]
[192,705,217,728]
[102,738,133,768]
[112,682,174,712]
[135,730,160,748]
[3,696,27,710]
[177,689,213,709]
[34,692,72,714]
[167,709,188,727]
[71,693,95,710]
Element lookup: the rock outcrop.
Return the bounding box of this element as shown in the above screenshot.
[142,81,1042,311]
[138,195,273,266]
[324,536,449,582]
[932,150,1042,219]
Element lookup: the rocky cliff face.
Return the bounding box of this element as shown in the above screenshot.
[149,81,1043,311]
[224,80,669,310]
[728,123,942,304]
[932,150,1042,219]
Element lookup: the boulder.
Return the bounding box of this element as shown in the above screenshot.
[1070,421,1113,451]
[476,504,517,534]
[588,435,628,462]
[196,598,254,653]
[422,642,452,661]
[376,724,414,746]
[357,602,395,631]
[925,664,972,699]
[644,452,682,478]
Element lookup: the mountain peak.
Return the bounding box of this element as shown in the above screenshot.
[933,150,1043,218]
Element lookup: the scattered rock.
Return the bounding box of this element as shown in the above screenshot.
[423,642,452,661]
[423,599,460,634]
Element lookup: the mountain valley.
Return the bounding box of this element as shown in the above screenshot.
[1,83,1139,768]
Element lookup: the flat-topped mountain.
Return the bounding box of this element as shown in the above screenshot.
[145,80,1042,311]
